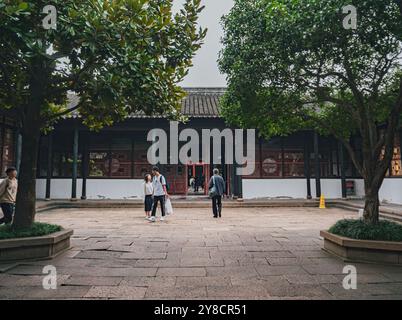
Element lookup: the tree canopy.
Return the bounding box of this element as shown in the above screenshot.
[219,0,402,223]
[0,0,206,229]
[0,0,206,130]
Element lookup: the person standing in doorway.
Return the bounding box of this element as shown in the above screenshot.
[0,167,18,225]
[208,168,225,218]
[149,166,168,222]
[143,174,153,220]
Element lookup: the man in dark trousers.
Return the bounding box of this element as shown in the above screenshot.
[149,166,168,222]
[208,168,225,218]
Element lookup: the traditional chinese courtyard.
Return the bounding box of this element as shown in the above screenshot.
[1,206,402,300]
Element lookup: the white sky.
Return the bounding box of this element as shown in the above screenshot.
[173,0,234,88]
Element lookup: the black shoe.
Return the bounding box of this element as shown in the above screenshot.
[213,216,218,218]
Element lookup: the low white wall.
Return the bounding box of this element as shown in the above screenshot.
[347,178,402,205]
[36,179,143,200]
[36,179,80,199]
[351,179,365,198]
[242,178,402,205]
[310,179,342,199]
[35,177,402,204]
[379,179,402,205]
[85,179,143,200]
[242,179,307,199]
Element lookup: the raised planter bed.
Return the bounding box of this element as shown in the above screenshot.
[321,230,402,265]
[0,229,73,262]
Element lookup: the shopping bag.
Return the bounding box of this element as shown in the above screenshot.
[165,198,173,215]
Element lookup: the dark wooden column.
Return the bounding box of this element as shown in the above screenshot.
[232,129,243,198]
[81,133,88,200]
[338,140,347,199]
[45,132,53,200]
[314,132,321,198]
[231,130,237,197]
[221,138,226,196]
[71,126,79,200]
[0,118,5,172]
[236,132,243,198]
[15,130,22,173]
[304,132,312,199]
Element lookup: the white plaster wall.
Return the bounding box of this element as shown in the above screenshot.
[242,179,307,199]
[36,179,143,200]
[379,179,402,205]
[35,177,402,204]
[85,180,143,200]
[310,179,342,199]
[351,179,365,198]
[36,179,81,199]
[36,179,46,199]
[346,178,402,204]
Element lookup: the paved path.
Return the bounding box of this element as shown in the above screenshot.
[1,207,402,300]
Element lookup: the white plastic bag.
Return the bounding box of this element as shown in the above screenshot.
[165,198,173,215]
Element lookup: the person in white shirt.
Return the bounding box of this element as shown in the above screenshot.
[149,166,168,222]
[143,174,153,219]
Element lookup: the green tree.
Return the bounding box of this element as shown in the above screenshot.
[0,0,206,230]
[219,0,402,224]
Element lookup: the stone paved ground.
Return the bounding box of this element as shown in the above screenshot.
[1,206,402,300]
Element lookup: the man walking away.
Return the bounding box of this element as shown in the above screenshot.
[208,168,225,218]
[149,166,168,222]
[0,167,18,225]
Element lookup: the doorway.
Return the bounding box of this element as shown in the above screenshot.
[187,163,209,195]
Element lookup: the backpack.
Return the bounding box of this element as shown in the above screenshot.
[158,175,170,192]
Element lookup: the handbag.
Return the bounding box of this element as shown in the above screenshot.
[165,198,173,215]
[208,176,218,199]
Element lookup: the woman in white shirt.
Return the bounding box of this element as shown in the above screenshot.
[143,174,153,219]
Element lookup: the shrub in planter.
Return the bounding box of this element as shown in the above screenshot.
[329,219,402,242]
[0,222,62,240]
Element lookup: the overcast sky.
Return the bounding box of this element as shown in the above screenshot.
[172,0,234,88]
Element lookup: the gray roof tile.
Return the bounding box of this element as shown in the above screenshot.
[67,88,225,119]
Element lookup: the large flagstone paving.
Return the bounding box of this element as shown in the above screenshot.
[1,206,402,300]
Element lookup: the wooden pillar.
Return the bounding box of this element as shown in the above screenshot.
[314,132,321,198]
[304,132,312,199]
[399,129,402,175]
[81,133,88,200]
[71,126,79,200]
[236,131,243,199]
[231,130,237,197]
[0,118,5,173]
[232,129,243,198]
[45,132,53,200]
[280,136,285,178]
[338,140,347,199]
[15,130,22,173]
[221,139,226,196]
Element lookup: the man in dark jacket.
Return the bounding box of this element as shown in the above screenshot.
[208,168,226,218]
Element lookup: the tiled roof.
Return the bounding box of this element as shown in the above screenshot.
[181,88,224,118]
[67,88,225,119]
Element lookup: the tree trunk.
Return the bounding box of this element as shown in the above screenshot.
[363,186,380,224]
[12,123,41,230]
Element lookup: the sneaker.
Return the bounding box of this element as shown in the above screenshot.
[148,217,156,222]
[160,216,165,222]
